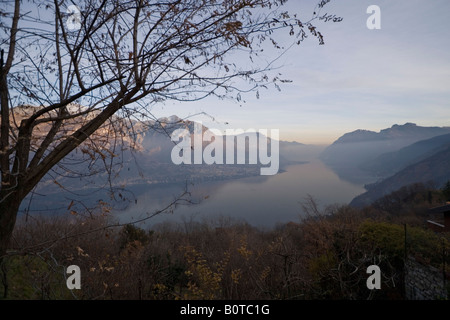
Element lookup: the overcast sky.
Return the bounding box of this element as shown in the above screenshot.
[150,0,450,144]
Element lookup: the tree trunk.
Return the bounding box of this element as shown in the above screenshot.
[0,196,20,254]
[0,190,21,298]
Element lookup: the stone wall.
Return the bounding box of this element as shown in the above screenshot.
[405,257,447,300]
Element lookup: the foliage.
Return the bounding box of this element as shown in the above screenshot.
[2,184,450,300]
[2,255,69,300]
[119,224,151,249]
[442,181,450,201]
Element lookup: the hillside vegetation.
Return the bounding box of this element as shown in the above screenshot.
[2,183,449,300]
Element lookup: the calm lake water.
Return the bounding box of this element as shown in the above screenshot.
[114,160,367,228]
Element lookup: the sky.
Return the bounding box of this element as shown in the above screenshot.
[9,0,450,145]
[150,0,450,145]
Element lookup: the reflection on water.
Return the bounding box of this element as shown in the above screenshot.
[114,160,367,228]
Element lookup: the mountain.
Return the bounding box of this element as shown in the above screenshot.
[360,133,450,177]
[349,145,450,207]
[333,123,450,144]
[122,115,315,177]
[320,123,450,184]
[19,113,315,215]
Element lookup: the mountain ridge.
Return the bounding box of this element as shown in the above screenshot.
[360,133,450,177]
[349,145,450,208]
[320,123,450,184]
[332,123,450,145]
[19,112,315,216]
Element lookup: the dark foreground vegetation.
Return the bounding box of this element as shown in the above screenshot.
[2,183,450,300]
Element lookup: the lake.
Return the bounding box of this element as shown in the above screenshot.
[114,160,367,229]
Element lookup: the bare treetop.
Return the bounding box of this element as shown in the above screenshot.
[0,0,340,263]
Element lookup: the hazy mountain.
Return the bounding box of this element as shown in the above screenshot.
[21,113,315,215]
[320,123,450,184]
[360,133,450,177]
[121,115,316,175]
[333,123,450,143]
[349,145,450,208]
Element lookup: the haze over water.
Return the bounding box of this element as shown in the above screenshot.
[115,160,367,228]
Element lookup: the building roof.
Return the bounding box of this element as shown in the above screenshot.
[428,203,450,214]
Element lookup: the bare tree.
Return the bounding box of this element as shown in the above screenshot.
[0,0,338,266]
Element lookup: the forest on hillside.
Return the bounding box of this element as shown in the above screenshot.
[2,182,449,300]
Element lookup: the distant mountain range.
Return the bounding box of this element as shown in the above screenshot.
[332,123,449,144]
[360,133,450,177]
[110,115,321,182]
[320,123,450,207]
[19,106,450,215]
[320,123,450,184]
[350,144,450,207]
[23,114,319,215]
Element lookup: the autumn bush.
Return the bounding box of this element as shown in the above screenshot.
[2,184,449,300]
